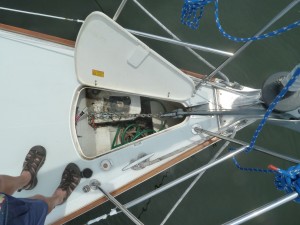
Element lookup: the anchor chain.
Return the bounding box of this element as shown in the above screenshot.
[88,112,163,121]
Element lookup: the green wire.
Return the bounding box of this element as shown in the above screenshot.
[121,124,140,144]
[111,99,167,149]
[132,129,156,141]
[111,125,121,149]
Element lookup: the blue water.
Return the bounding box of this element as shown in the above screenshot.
[1,0,299,224]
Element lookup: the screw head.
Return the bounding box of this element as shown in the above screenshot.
[82,185,91,193]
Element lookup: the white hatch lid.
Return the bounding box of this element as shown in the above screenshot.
[75,12,195,101]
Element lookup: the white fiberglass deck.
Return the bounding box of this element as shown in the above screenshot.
[0,14,258,224]
[0,30,84,223]
[0,28,216,224]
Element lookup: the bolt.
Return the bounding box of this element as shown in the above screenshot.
[82,185,91,193]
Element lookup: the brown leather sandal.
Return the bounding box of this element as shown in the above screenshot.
[56,163,81,205]
[21,145,46,190]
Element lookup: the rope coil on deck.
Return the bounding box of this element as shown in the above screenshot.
[181,0,300,42]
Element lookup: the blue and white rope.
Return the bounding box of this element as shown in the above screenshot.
[231,152,276,174]
[246,64,300,153]
[272,164,300,203]
[232,156,300,203]
[181,0,300,42]
[181,0,214,29]
[231,65,300,203]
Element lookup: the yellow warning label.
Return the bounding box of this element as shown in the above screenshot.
[92,69,104,77]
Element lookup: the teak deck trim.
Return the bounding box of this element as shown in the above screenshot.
[0,23,76,47]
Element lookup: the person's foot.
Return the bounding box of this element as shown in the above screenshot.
[55,163,81,205]
[21,146,46,190]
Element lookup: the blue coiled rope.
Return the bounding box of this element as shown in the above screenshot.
[271,164,300,203]
[232,157,300,202]
[181,0,213,29]
[181,0,300,42]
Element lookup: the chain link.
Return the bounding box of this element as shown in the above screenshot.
[88,112,162,121]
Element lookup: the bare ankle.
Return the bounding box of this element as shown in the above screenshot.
[52,188,66,205]
[20,171,31,186]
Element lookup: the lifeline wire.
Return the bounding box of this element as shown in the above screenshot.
[181,0,300,42]
[160,129,236,225]
[0,7,84,23]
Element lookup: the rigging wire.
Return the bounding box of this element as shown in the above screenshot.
[0,7,84,23]
[229,64,300,203]
[246,64,300,153]
[160,129,237,225]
